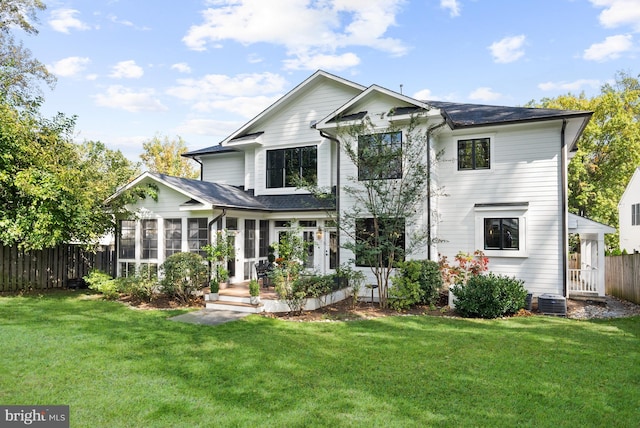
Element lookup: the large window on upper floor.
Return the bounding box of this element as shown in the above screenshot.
[266,146,317,188]
[458,138,490,170]
[358,132,402,180]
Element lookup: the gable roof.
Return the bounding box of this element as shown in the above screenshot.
[619,167,640,207]
[107,172,333,212]
[183,144,241,157]
[219,70,366,146]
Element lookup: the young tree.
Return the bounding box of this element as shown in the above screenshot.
[140,134,199,178]
[529,71,640,248]
[302,113,444,307]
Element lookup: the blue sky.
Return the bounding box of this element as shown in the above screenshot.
[21,0,640,161]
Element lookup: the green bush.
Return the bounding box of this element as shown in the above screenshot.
[389,260,442,310]
[451,273,527,318]
[117,264,157,302]
[160,252,208,304]
[84,270,120,300]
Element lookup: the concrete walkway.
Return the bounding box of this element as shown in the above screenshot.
[169,309,250,326]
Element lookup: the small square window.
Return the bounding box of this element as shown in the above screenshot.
[484,218,519,250]
[458,138,490,170]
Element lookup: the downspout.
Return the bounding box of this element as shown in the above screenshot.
[426,119,447,261]
[560,119,568,297]
[319,130,341,268]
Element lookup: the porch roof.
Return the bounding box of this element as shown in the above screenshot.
[139,173,334,212]
[568,213,616,236]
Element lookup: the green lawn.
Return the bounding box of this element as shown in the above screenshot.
[1,291,638,427]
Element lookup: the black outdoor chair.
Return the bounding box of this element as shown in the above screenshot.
[255,261,271,288]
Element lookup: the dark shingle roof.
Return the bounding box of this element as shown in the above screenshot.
[153,173,332,212]
[426,101,591,129]
[183,144,240,157]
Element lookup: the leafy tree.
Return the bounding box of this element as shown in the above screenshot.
[140,134,199,178]
[529,71,640,248]
[0,0,54,109]
[307,114,445,308]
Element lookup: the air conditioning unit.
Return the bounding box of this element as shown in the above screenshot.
[538,294,567,316]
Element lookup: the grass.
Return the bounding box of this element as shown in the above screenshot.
[0,290,638,427]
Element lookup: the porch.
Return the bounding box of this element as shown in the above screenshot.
[204,280,351,314]
[568,213,616,300]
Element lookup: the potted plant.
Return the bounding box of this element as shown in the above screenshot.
[207,279,220,301]
[249,279,260,305]
[204,230,233,290]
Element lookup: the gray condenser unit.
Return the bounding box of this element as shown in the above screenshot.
[538,294,567,316]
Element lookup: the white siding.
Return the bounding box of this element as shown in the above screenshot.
[201,153,244,186]
[434,123,566,296]
[619,168,640,253]
[248,80,360,195]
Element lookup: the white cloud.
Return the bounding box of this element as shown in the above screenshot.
[183,0,407,70]
[489,35,526,63]
[167,72,286,117]
[171,63,192,74]
[412,88,433,100]
[49,9,90,34]
[538,79,602,91]
[283,52,360,71]
[468,87,502,102]
[46,56,90,77]
[583,34,634,61]
[109,60,144,79]
[440,0,461,17]
[167,71,285,98]
[590,0,640,32]
[175,118,243,137]
[94,85,167,112]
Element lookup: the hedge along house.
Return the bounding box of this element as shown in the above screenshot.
[108,70,604,306]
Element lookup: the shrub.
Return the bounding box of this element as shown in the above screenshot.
[160,252,208,304]
[389,260,442,310]
[337,265,366,307]
[84,270,120,300]
[117,264,157,302]
[451,273,527,318]
[249,279,260,297]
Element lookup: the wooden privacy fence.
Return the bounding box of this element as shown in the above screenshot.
[605,253,640,305]
[0,244,115,292]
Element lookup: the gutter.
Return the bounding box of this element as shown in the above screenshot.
[319,130,341,268]
[560,119,568,297]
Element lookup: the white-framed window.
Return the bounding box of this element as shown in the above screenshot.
[632,203,640,226]
[164,219,182,257]
[474,203,528,257]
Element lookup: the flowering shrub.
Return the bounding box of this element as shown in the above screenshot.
[439,250,489,287]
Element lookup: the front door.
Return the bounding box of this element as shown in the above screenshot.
[324,229,338,274]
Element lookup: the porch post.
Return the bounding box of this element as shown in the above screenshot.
[596,233,606,297]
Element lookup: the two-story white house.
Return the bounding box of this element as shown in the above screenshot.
[109,70,598,303]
